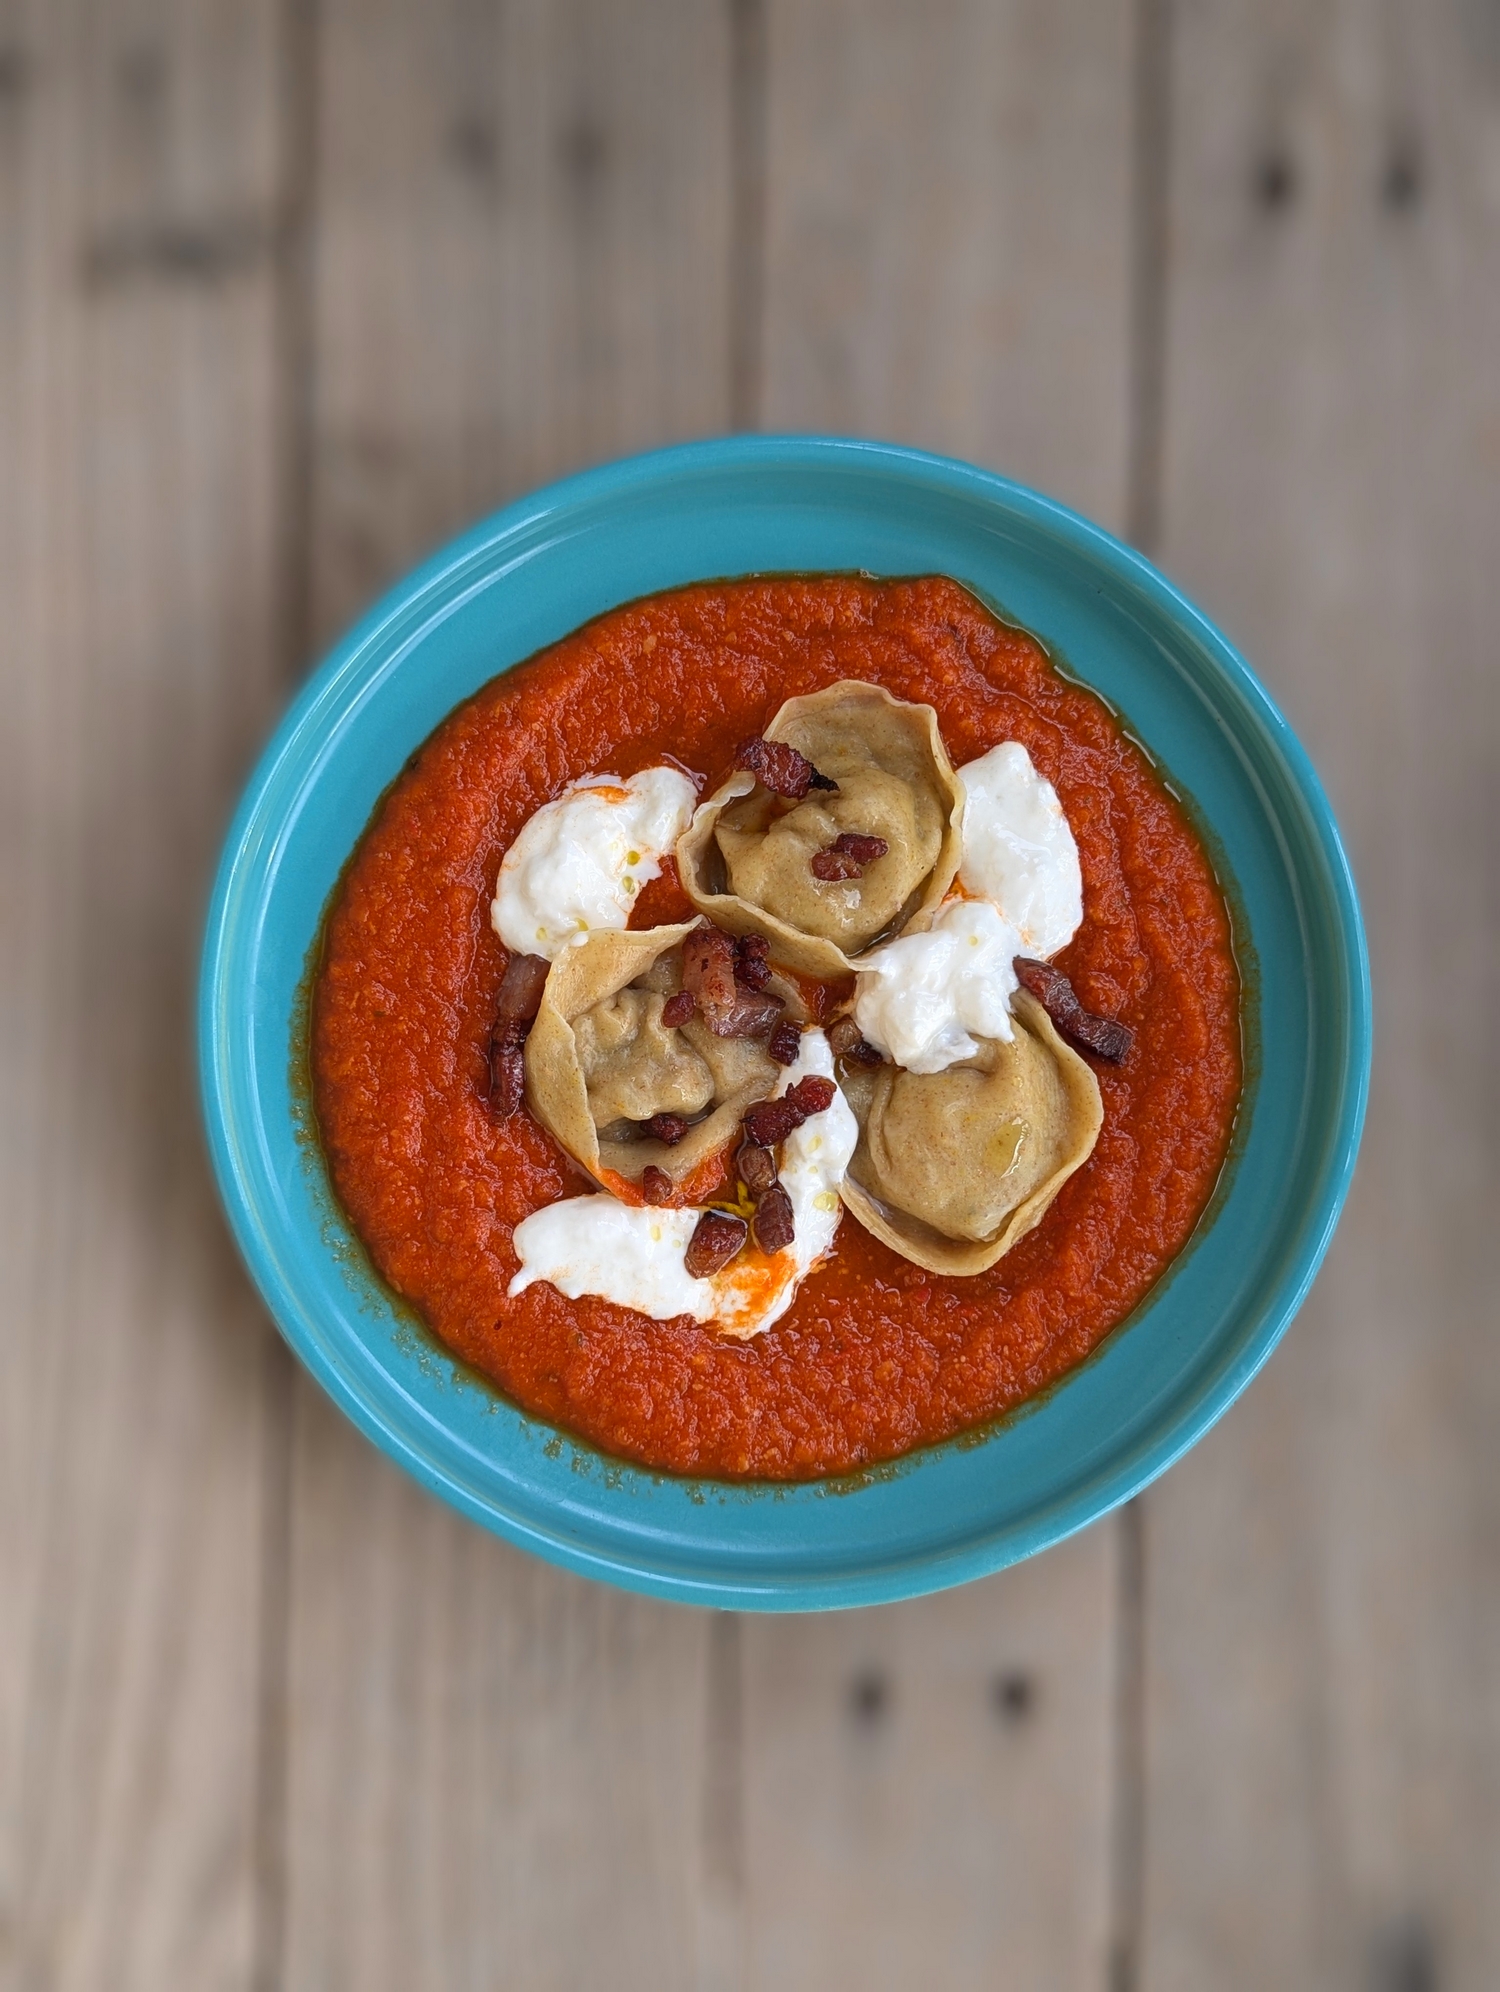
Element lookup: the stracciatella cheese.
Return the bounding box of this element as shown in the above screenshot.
[506,1197,710,1319]
[851,742,1082,1076]
[508,1030,857,1338]
[713,1029,859,1338]
[956,741,1082,959]
[852,897,1024,1075]
[491,766,697,959]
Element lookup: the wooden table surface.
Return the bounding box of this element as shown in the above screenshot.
[4,2,1497,1986]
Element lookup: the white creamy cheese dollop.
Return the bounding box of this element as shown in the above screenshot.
[491,766,698,960]
[849,741,1082,1075]
[956,741,1082,959]
[506,1198,710,1320]
[712,1029,859,1339]
[852,897,1023,1074]
[507,1029,857,1339]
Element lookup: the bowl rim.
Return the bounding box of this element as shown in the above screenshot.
[199,432,1372,1608]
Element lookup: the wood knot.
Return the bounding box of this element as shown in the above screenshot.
[1370,1913,1437,1992]
[1381,142,1422,213]
[560,115,608,187]
[1252,148,1298,213]
[991,1669,1036,1723]
[848,1668,889,1726]
[0,44,29,100]
[447,113,498,181]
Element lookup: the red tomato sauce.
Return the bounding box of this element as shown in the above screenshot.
[312,577,1241,1479]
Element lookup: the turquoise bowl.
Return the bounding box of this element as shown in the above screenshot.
[199,436,1370,1610]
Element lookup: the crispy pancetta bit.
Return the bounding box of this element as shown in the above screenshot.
[681,922,784,1038]
[1013,957,1134,1064]
[685,1209,748,1278]
[767,1019,803,1066]
[735,1075,837,1254]
[740,1096,802,1149]
[786,1073,836,1116]
[734,735,839,800]
[733,932,773,990]
[661,989,697,1028]
[732,1139,796,1256]
[647,1113,690,1145]
[680,922,737,1020]
[721,991,785,1038]
[741,1074,836,1148]
[737,1141,778,1198]
[827,1014,886,1066]
[641,1165,674,1205]
[810,831,890,882]
[487,951,550,1117]
[751,1182,795,1255]
[489,1044,527,1119]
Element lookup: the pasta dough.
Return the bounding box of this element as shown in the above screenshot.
[837,991,1102,1274]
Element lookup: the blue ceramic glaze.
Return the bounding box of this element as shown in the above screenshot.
[198,436,1370,1610]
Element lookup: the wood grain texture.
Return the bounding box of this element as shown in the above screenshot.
[741,1541,1118,1991]
[283,1390,718,1992]
[0,2,290,1986]
[308,0,737,649]
[760,0,1136,524]
[282,6,738,1988]
[1143,1,1500,1986]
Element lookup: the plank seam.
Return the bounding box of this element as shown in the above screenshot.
[729,0,768,431]
[272,0,323,690]
[254,2,322,1987]
[253,1339,296,1992]
[1109,1499,1147,1992]
[1125,0,1172,557]
[1112,0,1172,1969]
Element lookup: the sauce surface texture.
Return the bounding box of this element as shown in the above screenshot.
[312,577,1241,1479]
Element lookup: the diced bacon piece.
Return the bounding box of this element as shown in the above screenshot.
[685,1210,748,1278]
[1013,957,1133,1063]
[752,1182,795,1255]
[734,735,838,800]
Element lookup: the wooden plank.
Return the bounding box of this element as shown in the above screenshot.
[740,1544,1118,1991]
[282,5,737,1988]
[307,0,737,650]
[0,2,289,1986]
[284,1389,719,1991]
[1143,2,1500,1985]
[741,4,1137,1986]
[761,0,1136,523]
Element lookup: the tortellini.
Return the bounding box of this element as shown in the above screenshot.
[571,989,714,1127]
[837,991,1103,1275]
[524,922,790,1199]
[677,681,964,978]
